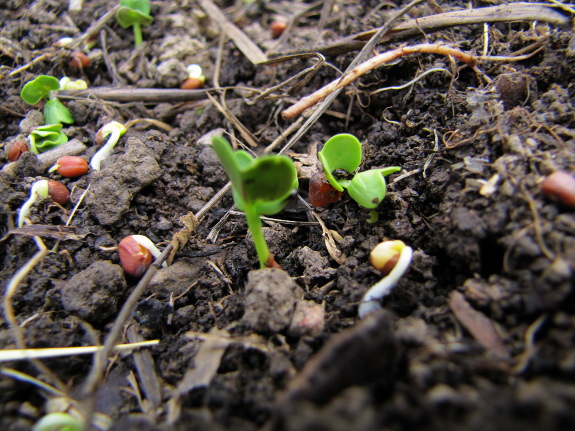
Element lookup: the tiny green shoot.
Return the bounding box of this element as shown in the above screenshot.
[29,124,69,154]
[90,121,127,170]
[20,75,77,125]
[116,0,153,47]
[32,412,83,431]
[317,133,400,210]
[212,136,298,268]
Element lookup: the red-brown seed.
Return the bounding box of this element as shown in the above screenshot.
[270,21,287,39]
[309,171,343,207]
[47,180,70,205]
[181,77,204,90]
[55,156,89,178]
[70,51,90,69]
[118,236,152,277]
[6,140,29,162]
[541,171,575,207]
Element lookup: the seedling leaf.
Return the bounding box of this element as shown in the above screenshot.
[318,134,362,191]
[212,135,299,267]
[29,124,69,154]
[20,75,60,105]
[116,0,153,46]
[44,99,74,125]
[347,167,400,209]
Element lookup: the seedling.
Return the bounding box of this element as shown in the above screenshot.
[70,51,91,69]
[181,64,206,90]
[29,124,69,154]
[18,180,70,227]
[49,156,89,177]
[116,0,153,47]
[358,240,413,318]
[316,133,400,212]
[212,136,299,268]
[20,75,75,125]
[90,121,127,170]
[33,412,83,431]
[119,235,165,277]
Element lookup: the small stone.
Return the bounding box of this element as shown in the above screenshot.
[243,268,303,334]
[59,261,127,324]
[287,300,325,337]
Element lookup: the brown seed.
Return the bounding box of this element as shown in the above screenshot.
[54,156,89,178]
[309,171,343,207]
[541,171,575,207]
[181,77,204,90]
[70,51,90,69]
[270,21,287,39]
[47,180,70,205]
[6,140,29,162]
[118,236,152,277]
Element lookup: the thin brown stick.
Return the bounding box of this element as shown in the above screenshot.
[58,87,210,102]
[197,0,267,65]
[282,43,477,119]
[283,2,569,57]
[282,42,545,120]
[81,243,173,397]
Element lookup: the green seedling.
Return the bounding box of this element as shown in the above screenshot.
[33,412,83,431]
[317,133,400,212]
[90,121,127,170]
[116,0,153,47]
[29,124,69,154]
[212,136,298,268]
[20,75,76,125]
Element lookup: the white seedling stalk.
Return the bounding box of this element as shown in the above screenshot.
[358,242,413,318]
[18,180,49,228]
[130,235,167,267]
[90,121,126,170]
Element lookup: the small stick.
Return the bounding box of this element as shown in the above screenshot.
[58,87,210,102]
[282,42,542,119]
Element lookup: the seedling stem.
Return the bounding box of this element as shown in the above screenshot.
[358,241,413,318]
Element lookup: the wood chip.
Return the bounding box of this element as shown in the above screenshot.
[449,290,510,359]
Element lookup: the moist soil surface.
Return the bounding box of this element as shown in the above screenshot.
[2,1,575,430]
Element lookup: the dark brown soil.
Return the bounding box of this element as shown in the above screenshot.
[1,1,575,430]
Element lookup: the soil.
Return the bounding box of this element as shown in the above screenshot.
[1,1,575,430]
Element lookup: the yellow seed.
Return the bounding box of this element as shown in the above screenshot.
[369,240,405,275]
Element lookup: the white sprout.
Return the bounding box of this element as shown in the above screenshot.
[358,240,413,318]
[59,77,88,90]
[55,37,74,47]
[90,121,127,170]
[186,64,206,83]
[17,180,49,228]
[130,235,167,267]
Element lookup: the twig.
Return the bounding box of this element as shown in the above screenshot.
[3,237,48,350]
[81,243,174,398]
[282,42,545,119]
[58,87,210,102]
[277,0,425,152]
[197,0,267,65]
[284,2,570,57]
[0,340,159,362]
